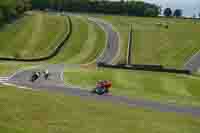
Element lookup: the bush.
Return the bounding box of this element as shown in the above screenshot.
[144,8,158,17]
[0,0,31,26]
[0,9,4,25]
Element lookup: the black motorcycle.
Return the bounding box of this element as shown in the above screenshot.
[30,72,40,82]
[91,87,109,95]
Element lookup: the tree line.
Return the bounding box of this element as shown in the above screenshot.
[0,0,160,26]
[31,0,160,17]
[0,0,31,25]
[163,8,183,17]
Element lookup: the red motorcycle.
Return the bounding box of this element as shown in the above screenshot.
[91,80,112,95]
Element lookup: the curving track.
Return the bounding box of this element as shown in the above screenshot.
[88,17,119,64]
[1,15,200,117]
[6,75,200,117]
[184,53,200,72]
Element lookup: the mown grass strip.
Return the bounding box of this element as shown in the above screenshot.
[0,85,199,133]
[0,13,72,62]
[66,17,106,64]
[49,16,105,64]
[0,12,68,59]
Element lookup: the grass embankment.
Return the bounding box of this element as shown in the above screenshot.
[49,16,105,64]
[0,11,68,76]
[0,85,199,133]
[0,11,67,59]
[0,14,106,76]
[64,68,200,106]
[0,62,40,77]
[100,16,200,68]
[0,63,29,76]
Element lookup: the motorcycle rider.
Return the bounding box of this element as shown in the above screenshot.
[31,71,41,82]
[43,70,50,80]
[92,80,112,95]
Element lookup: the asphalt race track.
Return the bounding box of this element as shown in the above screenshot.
[7,78,200,117]
[1,14,200,117]
[88,17,119,64]
[184,52,200,72]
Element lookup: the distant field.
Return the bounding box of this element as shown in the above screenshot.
[64,67,200,106]
[48,15,105,64]
[0,11,67,59]
[0,85,199,133]
[100,16,200,68]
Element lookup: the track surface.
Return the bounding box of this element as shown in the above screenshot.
[88,17,119,64]
[1,15,200,117]
[184,52,200,72]
[6,76,200,117]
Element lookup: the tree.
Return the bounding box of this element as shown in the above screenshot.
[164,8,172,17]
[16,0,25,14]
[173,9,182,17]
[0,0,31,26]
[144,8,158,17]
[198,12,200,19]
[0,9,4,25]
[24,0,32,10]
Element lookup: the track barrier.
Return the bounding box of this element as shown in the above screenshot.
[97,62,191,75]
[127,25,133,65]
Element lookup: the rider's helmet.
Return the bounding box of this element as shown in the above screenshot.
[36,72,41,76]
[44,70,49,74]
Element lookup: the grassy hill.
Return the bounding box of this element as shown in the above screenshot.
[100,16,200,68]
[0,85,199,133]
[0,13,105,63]
[0,13,200,133]
[0,13,106,76]
[48,15,105,64]
[0,11,67,59]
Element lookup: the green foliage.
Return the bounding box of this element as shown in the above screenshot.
[173,9,183,17]
[0,0,31,25]
[164,8,172,17]
[31,0,160,17]
[144,8,158,17]
[0,9,4,25]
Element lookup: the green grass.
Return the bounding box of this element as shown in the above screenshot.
[0,14,106,77]
[64,68,200,106]
[0,13,200,132]
[0,11,67,59]
[99,16,200,68]
[0,62,41,77]
[0,85,199,133]
[0,63,26,76]
[48,16,105,64]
